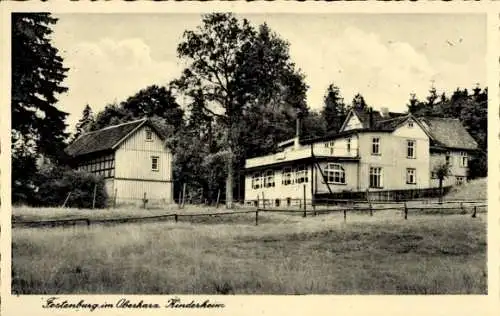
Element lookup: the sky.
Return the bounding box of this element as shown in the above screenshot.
[50,13,486,133]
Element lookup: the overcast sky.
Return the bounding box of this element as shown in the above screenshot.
[50,13,486,133]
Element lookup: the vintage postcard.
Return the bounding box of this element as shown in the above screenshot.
[0,1,498,316]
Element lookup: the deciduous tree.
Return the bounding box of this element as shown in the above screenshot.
[173,13,308,208]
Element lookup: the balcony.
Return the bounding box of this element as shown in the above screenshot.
[245,146,359,169]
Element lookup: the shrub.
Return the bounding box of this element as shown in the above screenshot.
[31,166,108,209]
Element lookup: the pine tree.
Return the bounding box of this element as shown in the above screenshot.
[321,84,347,133]
[407,93,420,114]
[12,13,69,161]
[72,104,94,141]
[351,93,368,111]
[11,13,69,203]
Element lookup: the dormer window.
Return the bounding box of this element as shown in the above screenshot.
[145,127,153,141]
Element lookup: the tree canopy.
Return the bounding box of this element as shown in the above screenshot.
[72,104,95,141]
[407,85,487,178]
[11,13,69,203]
[173,13,309,207]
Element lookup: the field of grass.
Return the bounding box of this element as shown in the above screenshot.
[12,208,486,294]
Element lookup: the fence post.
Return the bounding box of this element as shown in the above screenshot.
[366,188,373,216]
[255,210,259,226]
[62,191,72,208]
[181,183,187,209]
[142,192,147,209]
[404,202,408,220]
[256,195,260,209]
[175,214,178,223]
[92,183,97,209]
[216,189,221,208]
[178,190,182,209]
[262,192,265,210]
[303,184,307,217]
[113,188,117,208]
[472,206,477,218]
[460,202,464,213]
[343,209,346,222]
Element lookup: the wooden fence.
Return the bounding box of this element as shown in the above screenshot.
[12,200,486,229]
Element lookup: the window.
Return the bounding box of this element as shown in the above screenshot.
[151,156,159,171]
[329,141,335,155]
[145,127,153,141]
[282,167,293,185]
[456,176,465,185]
[325,163,346,184]
[406,168,416,184]
[252,172,262,189]
[346,138,351,153]
[445,152,451,166]
[369,167,383,188]
[460,152,468,167]
[372,137,380,155]
[407,140,415,159]
[408,121,414,128]
[431,172,437,179]
[295,165,308,183]
[263,170,275,188]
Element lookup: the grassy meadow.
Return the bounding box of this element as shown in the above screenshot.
[12,208,487,294]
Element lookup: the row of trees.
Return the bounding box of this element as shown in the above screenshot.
[12,13,488,207]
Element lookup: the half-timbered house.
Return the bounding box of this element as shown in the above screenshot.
[65,118,173,204]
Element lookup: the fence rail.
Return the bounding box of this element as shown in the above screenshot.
[12,200,487,229]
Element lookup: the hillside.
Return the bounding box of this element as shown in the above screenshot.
[445,178,487,200]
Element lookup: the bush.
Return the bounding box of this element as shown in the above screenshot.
[468,150,487,179]
[31,166,108,209]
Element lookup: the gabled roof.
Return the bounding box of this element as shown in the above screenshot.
[373,115,412,131]
[418,117,478,150]
[304,109,478,151]
[340,108,407,131]
[65,118,163,158]
[352,108,383,128]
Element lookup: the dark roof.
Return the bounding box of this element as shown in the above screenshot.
[352,109,382,128]
[303,110,477,151]
[418,117,478,150]
[351,108,406,128]
[65,118,148,157]
[374,115,411,130]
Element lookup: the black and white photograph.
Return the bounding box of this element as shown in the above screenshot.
[6,10,489,301]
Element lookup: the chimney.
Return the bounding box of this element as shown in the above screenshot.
[295,116,301,149]
[381,107,389,118]
[296,116,301,138]
[368,108,373,128]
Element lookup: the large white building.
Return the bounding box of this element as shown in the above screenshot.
[244,108,478,205]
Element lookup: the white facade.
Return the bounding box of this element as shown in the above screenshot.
[244,113,475,204]
[111,125,173,204]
